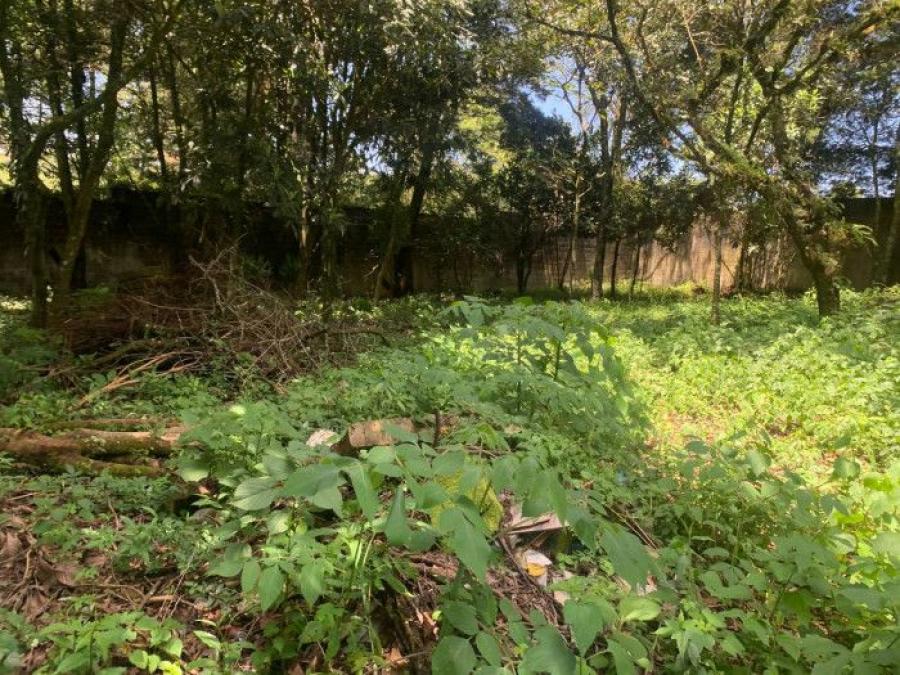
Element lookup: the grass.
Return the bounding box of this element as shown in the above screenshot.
[0,288,898,673]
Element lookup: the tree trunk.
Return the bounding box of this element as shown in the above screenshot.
[734,222,752,292]
[609,238,621,299]
[591,221,607,299]
[783,215,840,316]
[149,62,168,185]
[374,176,408,300]
[25,188,50,329]
[876,127,899,285]
[711,220,723,325]
[402,129,439,294]
[629,240,641,298]
[559,170,582,291]
[164,43,187,183]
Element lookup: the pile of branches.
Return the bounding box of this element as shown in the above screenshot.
[55,250,389,387]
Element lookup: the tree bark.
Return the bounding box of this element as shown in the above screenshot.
[149,61,168,185]
[711,220,723,324]
[0,426,184,476]
[591,221,607,299]
[629,240,642,298]
[374,174,409,300]
[164,43,187,183]
[609,238,621,299]
[876,127,899,285]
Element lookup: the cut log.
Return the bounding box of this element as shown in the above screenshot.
[334,418,418,455]
[333,415,459,456]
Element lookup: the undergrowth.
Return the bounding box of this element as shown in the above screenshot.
[0,289,897,673]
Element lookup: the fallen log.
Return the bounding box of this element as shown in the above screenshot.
[0,426,185,476]
[0,412,460,476]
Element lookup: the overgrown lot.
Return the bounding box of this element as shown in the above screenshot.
[1,289,898,673]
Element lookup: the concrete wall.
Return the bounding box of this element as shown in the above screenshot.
[0,190,893,296]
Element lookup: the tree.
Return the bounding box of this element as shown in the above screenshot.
[0,0,181,326]
[535,0,896,316]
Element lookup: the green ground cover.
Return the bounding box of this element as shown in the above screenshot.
[1,289,897,673]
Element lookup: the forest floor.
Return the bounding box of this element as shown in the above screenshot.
[0,287,898,674]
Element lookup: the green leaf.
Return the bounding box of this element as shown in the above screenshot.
[521,626,576,675]
[831,457,860,481]
[745,449,771,477]
[298,563,326,605]
[367,446,397,464]
[346,463,379,520]
[129,650,149,669]
[607,639,637,675]
[599,526,656,590]
[193,631,221,651]
[177,457,209,482]
[262,453,292,480]
[241,559,261,593]
[564,601,607,654]
[162,638,183,658]
[258,566,283,611]
[443,601,478,636]
[310,486,343,516]
[232,477,278,511]
[475,631,502,666]
[432,636,477,675]
[619,596,660,623]
[439,507,492,579]
[720,633,744,657]
[872,532,900,560]
[282,464,343,498]
[266,510,290,535]
[385,490,412,546]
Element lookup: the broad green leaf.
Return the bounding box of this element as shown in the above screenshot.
[232,477,278,511]
[367,446,397,464]
[193,631,221,651]
[298,564,325,605]
[177,457,209,482]
[599,526,656,590]
[346,463,379,520]
[129,650,149,669]
[432,636,477,675]
[521,626,576,675]
[618,596,659,623]
[162,639,183,659]
[262,452,292,480]
[564,602,607,654]
[258,566,283,611]
[282,464,343,498]
[745,450,771,477]
[475,631,503,666]
[241,559,261,593]
[439,507,492,579]
[872,532,900,560]
[385,490,412,546]
[310,486,343,515]
[266,510,290,535]
[831,457,860,481]
[443,601,478,636]
[607,639,637,675]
